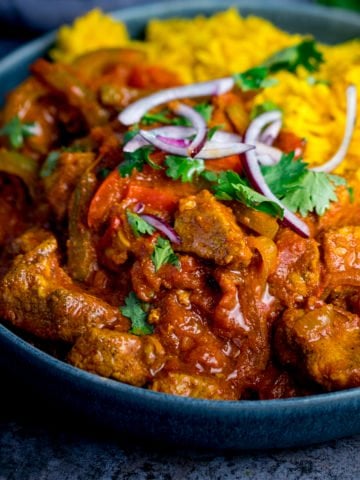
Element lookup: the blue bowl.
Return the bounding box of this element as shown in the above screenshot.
[1,0,360,450]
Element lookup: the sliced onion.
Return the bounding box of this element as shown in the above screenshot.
[123,126,196,152]
[196,141,255,159]
[170,103,207,156]
[258,119,282,145]
[255,142,283,165]
[157,135,190,148]
[246,111,283,145]
[138,129,254,159]
[139,129,190,156]
[244,144,310,238]
[311,85,357,173]
[140,214,181,244]
[118,77,234,125]
[211,130,243,143]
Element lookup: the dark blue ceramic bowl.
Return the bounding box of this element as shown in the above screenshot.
[1,0,360,451]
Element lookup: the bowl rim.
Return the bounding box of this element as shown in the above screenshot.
[1,0,360,415]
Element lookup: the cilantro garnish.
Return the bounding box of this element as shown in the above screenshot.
[126,210,156,237]
[123,127,140,143]
[0,115,38,149]
[119,145,160,177]
[120,292,153,336]
[250,101,281,120]
[151,237,180,271]
[142,111,173,125]
[234,39,323,92]
[39,151,60,178]
[234,66,278,92]
[213,170,284,218]
[262,39,323,73]
[261,152,347,216]
[165,155,205,182]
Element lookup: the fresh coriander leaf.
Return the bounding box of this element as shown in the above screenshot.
[119,145,155,177]
[165,155,205,182]
[141,111,173,125]
[213,170,284,218]
[250,101,281,120]
[234,66,278,92]
[123,127,140,143]
[262,152,347,216]
[261,152,308,196]
[39,151,60,178]
[126,210,156,237]
[0,115,38,149]
[200,169,219,182]
[151,237,180,271]
[207,125,222,140]
[281,171,338,216]
[120,292,153,336]
[194,102,213,122]
[262,39,323,73]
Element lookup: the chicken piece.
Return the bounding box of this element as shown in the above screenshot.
[42,151,95,220]
[274,304,360,391]
[68,328,165,386]
[0,234,128,341]
[269,228,321,307]
[151,371,237,400]
[174,190,252,267]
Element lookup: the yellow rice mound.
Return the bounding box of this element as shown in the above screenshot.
[51,8,360,174]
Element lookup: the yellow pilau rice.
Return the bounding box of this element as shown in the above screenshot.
[51,8,360,175]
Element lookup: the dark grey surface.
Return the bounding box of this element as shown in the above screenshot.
[1,0,360,477]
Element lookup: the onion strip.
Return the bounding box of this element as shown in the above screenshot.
[140,214,181,244]
[118,77,234,125]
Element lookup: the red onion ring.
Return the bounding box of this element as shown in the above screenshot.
[244,142,310,239]
[311,85,357,173]
[140,214,181,244]
[255,142,283,165]
[139,129,190,156]
[170,103,207,156]
[138,129,254,159]
[124,127,245,153]
[123,126,196,152]
[246,111,282,145]
[258,119,282,145]
[197,141,255,159]
[118,77,234,126]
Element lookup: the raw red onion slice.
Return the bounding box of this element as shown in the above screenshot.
[138,129,254,159]
[157,135,191,148]
[170,103,207,156]
[195,141,255,159]
[246,111,283,145]
[123,126,196,152]
[258,119,282,145]
[255,142,283,165]
[118,77,234,125]
[244,142,310,239]
[140,214,181,244]
[311,85,357,173]
[139,129,189,156]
